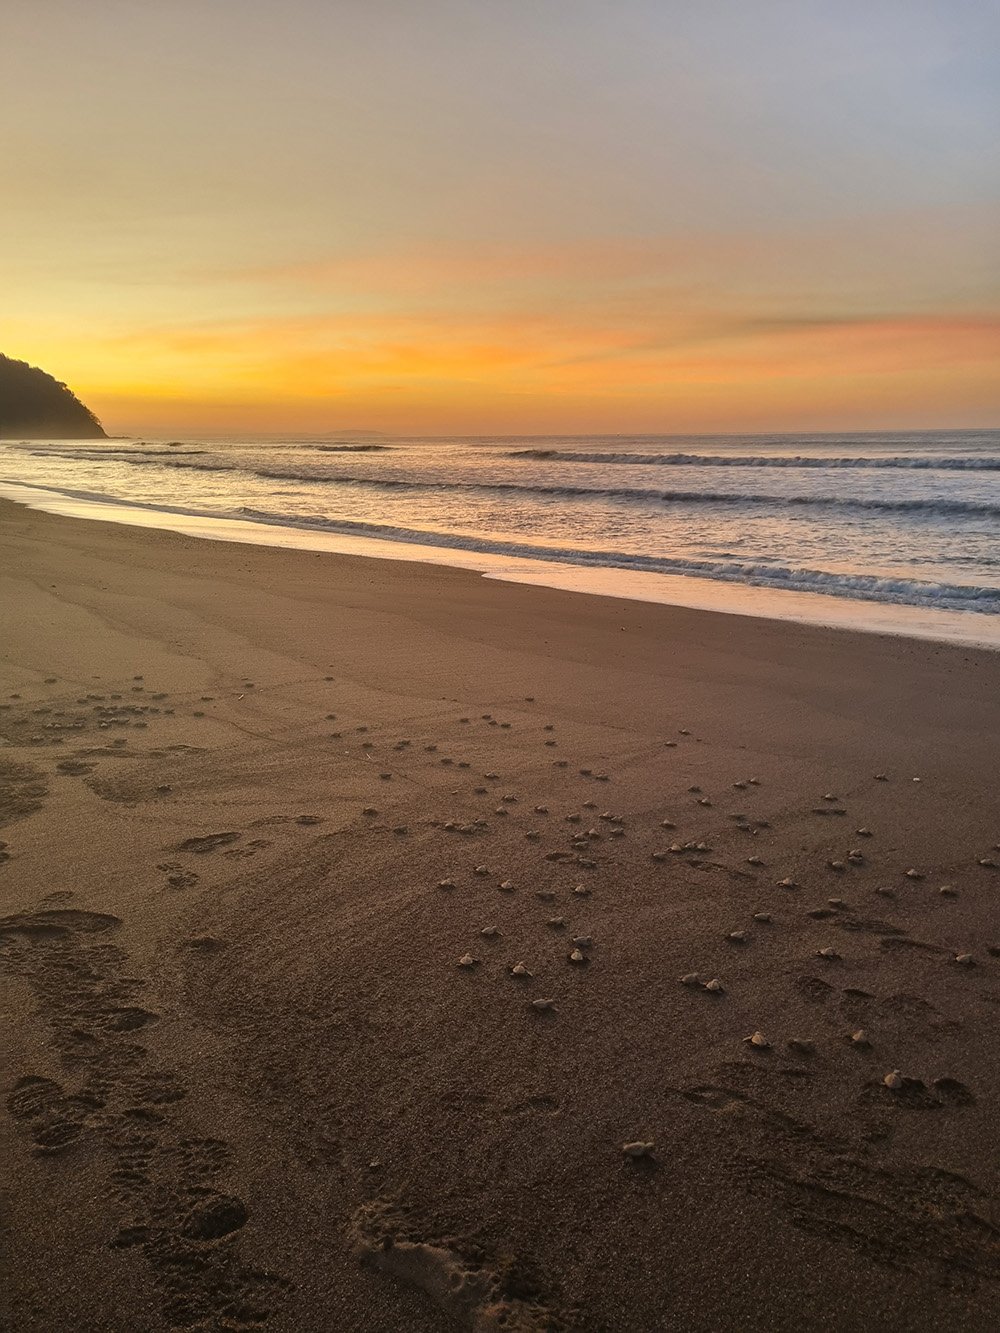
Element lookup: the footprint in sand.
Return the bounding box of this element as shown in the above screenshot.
[156,862,200,890]
[174,832,241,854]
[350,1201,559,1330]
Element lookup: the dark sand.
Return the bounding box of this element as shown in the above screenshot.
[2,495,1000,1331]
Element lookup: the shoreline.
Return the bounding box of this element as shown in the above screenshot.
[3,477,999,652]
[3,497,1000,1331]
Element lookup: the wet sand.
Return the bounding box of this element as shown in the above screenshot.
[2,494,1000,1332]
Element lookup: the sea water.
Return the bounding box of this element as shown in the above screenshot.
[2,430,999,647]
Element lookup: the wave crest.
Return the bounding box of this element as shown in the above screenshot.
[507,449,1000,470]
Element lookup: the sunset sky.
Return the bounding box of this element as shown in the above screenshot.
[2,0,998,436]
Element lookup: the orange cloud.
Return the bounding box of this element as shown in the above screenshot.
[73,306,999,435]
[10,209,998,434]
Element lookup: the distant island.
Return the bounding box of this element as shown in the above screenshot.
[0,354,106,439]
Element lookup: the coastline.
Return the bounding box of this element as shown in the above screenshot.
[3,477,999,651]
[3,496,1000,1331]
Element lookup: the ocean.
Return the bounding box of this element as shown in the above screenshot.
[3,429,999,647]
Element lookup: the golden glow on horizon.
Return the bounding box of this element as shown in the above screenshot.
[2,2,997,435]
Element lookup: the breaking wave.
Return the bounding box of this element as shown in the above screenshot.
[2,477,998,616]
[506,449,1000,470]
[215,466,1000,518]
[227,507,1000,614]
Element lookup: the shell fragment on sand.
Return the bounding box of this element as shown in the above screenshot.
[743,1031,770,1048]
[622,1141,654,1158]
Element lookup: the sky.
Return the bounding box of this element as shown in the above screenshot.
[2,0,998,436]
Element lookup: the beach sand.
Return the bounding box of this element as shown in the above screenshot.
[2,494,1000,1331]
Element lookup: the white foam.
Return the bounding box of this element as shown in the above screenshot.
[3,479,999,650]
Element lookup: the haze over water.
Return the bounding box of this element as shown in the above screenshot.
[4,428,999,645]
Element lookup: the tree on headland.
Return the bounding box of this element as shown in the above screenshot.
[0,354,106,439]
